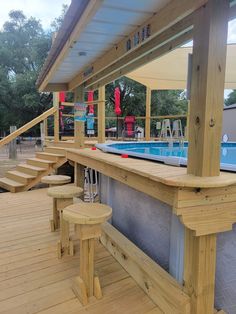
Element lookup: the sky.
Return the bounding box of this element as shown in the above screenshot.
[0,0,71,30]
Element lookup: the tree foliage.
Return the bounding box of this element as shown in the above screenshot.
[0,10,51,135]
[105,77,188,134]
[50,4,69,32]
[225,90,236,106]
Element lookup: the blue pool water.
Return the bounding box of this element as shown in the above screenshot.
[96,141,236,172]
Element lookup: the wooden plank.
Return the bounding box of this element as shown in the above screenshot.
[98,86,106,143]
[69,0,207,91]
[66,148,236,188]
[43,83,68,92]
[175,185,236,209]
[0,107,56,148]
[67,150,176,206]
[53,92,60,142]
[187,0,229,176]
[183,229,217,314]
[0,188,157,314]
[145,87,151,141]
[101,222,190,314]
[146,308,164,314]
[74,86,85,149]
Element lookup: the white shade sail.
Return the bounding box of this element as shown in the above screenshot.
[126,44,236,90]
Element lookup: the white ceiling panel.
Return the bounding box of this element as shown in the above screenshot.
[48,0,171,84]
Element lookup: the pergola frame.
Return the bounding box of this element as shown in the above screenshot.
[38,1,236,313]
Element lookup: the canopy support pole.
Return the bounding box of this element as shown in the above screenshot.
[98,86,106,143]
[145,87,151,141]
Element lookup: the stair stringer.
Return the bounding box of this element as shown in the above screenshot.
[22,156,68,192]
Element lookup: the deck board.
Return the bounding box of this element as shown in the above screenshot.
[67,148,236,188]
[0,188,158,314]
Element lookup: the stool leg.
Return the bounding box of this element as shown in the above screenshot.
[50,198,59,232]
[57,198,74,258]
[72,238,95,305]
[80,238,94,297]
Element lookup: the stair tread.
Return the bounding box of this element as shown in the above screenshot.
[7,170,35,179]
[0,177,24,187]
[37,152,65,157]
[17,164,45,171]
[46,146,65,150]
[28,158,55,164]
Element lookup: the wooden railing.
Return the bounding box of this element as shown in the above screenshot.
[0,107,57,148]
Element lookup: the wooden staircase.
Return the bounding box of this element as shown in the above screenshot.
[0,147,67,193]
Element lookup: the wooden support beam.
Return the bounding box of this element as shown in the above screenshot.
[86,29,192,91]
[183,229,216,314]
[83,17,194,90]
[75,163,85,200]
[101,222,190,314]
[69,0,207,91]
[145,87,151,141]
[53,92,60,142]
[187,0,229,177]
[43,83,68,92]
[97,86,106,143]
[74,86,85,149]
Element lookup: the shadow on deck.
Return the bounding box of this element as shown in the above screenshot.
[0,188,160,314]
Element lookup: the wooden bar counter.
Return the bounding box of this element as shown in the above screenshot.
[66,148,236,314]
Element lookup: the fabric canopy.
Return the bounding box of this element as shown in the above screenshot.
[126,44,236,90]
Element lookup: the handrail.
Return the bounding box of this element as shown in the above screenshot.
[0,107,57,148]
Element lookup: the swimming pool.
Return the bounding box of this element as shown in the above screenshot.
[96,141,236,172]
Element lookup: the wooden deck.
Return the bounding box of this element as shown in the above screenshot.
[0,188,161,314]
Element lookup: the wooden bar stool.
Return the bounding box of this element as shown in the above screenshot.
[47,185,83,258]
[42,175,71,232]
[63,203,112,305]
[41,175,71,187]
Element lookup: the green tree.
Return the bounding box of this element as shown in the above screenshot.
[105,77,188,135]
[50,4,69,32]
[225,90,236,106]
[0,10,51,135]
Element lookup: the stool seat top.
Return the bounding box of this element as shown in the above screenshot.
[47,185,83,198]
[63,203,112,225]
[41,175,71,185]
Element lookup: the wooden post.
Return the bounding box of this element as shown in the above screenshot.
[74,86,85,149]
[53,92,60,143]
[40,122,45,151]
[44,118,48,138]
[185,101,190,140]
[79,238,95,297]
[75,163,85,200]
[184,1,229,313]
[183,229,216,314]
[98,86,105,143]
[145,87,151,141]
[187,0,229,177]
[9,126,17,160]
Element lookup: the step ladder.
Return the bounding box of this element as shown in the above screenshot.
[172,120,183,139]
[160,119,172,139]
